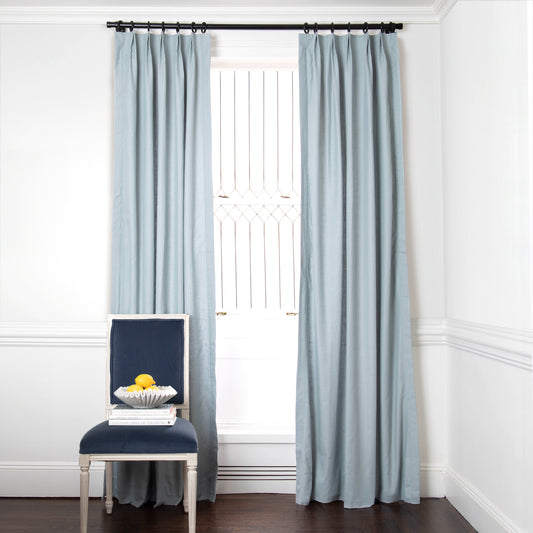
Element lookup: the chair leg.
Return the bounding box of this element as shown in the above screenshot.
[183,461,189,513]
[187,456,197,533]
[79,454,90,533]
[105,462,114,514]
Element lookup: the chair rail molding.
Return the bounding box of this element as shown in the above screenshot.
[0,318,531,371]
[411,317,447,346]
[445,318,533,371]
[0,321,107,347]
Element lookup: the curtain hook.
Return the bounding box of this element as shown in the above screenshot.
[330,22,335,34]
[129,20,134,32]
[161,21,165,33]
[191,21,197,33]
[176,22,180,33]
[304,22,309,34]
[201,22,207,33]
[363,22,369,34]
[347,22,351,33]
[313,22,318,33]
[147,21,151,32]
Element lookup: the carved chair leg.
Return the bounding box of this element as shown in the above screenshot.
[187,456,197,533]
[105,461,114,514]
[79,454,90,533]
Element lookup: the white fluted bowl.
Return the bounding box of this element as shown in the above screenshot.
[114,385,177,408]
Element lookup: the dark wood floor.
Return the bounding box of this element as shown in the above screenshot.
[0,495,476,533]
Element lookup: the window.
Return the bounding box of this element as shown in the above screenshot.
[212,67,300,436]
[211,68,301,313]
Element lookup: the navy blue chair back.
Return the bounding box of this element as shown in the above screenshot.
[109,317,186,405]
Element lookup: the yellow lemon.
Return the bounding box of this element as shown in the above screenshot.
[145,385,159,391]
[135,373,156,388]
[126,384,143,392]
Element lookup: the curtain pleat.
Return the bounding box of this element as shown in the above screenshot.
[296,33,419,509]
[111,31,217,506]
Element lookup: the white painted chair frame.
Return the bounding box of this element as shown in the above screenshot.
[79,314,197,533]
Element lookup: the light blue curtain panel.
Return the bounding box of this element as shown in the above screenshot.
[111,31,217,505]
[296,33,420,508]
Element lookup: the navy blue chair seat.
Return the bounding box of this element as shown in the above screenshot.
[80,418,198,455]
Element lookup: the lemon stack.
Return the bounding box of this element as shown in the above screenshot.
[126,373,159,393]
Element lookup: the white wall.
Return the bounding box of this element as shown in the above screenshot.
[0,11,447,499]
[442,2,533,532]
[1,3,528,531]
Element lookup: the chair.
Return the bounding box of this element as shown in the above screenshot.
[79,314,198,533]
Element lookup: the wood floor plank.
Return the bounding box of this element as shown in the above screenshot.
[0,495,476,533]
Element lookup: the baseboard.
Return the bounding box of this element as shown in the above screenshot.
[420,463,446,498]
[0,461,105,498]
[8,457,522,533]
[0,460,296,497]
[0,459,526,533]
[445,466,526,533]
[0,460,445,498]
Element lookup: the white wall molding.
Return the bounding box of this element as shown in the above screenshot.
[0,318,530,370]
[0,460,445,498]
[420,463,446,497]
[0,321,107,347]
[1,459,524,529]
[433,0,458,22]
[446,318,533,371]
[0,1,459,25]
[217,424,295,443]
[411,318,447,346]
[0,461,104,498]
[445,466,527,533]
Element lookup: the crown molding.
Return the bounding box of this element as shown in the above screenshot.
[432,0,459,22]
[0,1,460,25]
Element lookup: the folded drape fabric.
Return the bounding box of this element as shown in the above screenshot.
[296,33,420,508]
[111,31,217,505]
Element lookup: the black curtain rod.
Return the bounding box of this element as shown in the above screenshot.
[106,21,403,34]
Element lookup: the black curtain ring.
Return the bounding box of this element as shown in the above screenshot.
[380,22,385,33]
[130,20,134,32]
[304,22,309,34]
[176,22,180,33]
[191,21,197,33]
[330,22,335,34]
[389,22,395,33]
[313,22,318,33]
[363,22,369,34]
[147,21,151,32]
[201,22,207,33]
[347,22,351,33]
[161,22,165,33]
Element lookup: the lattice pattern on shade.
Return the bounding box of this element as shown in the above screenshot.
[211,68,301,312]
